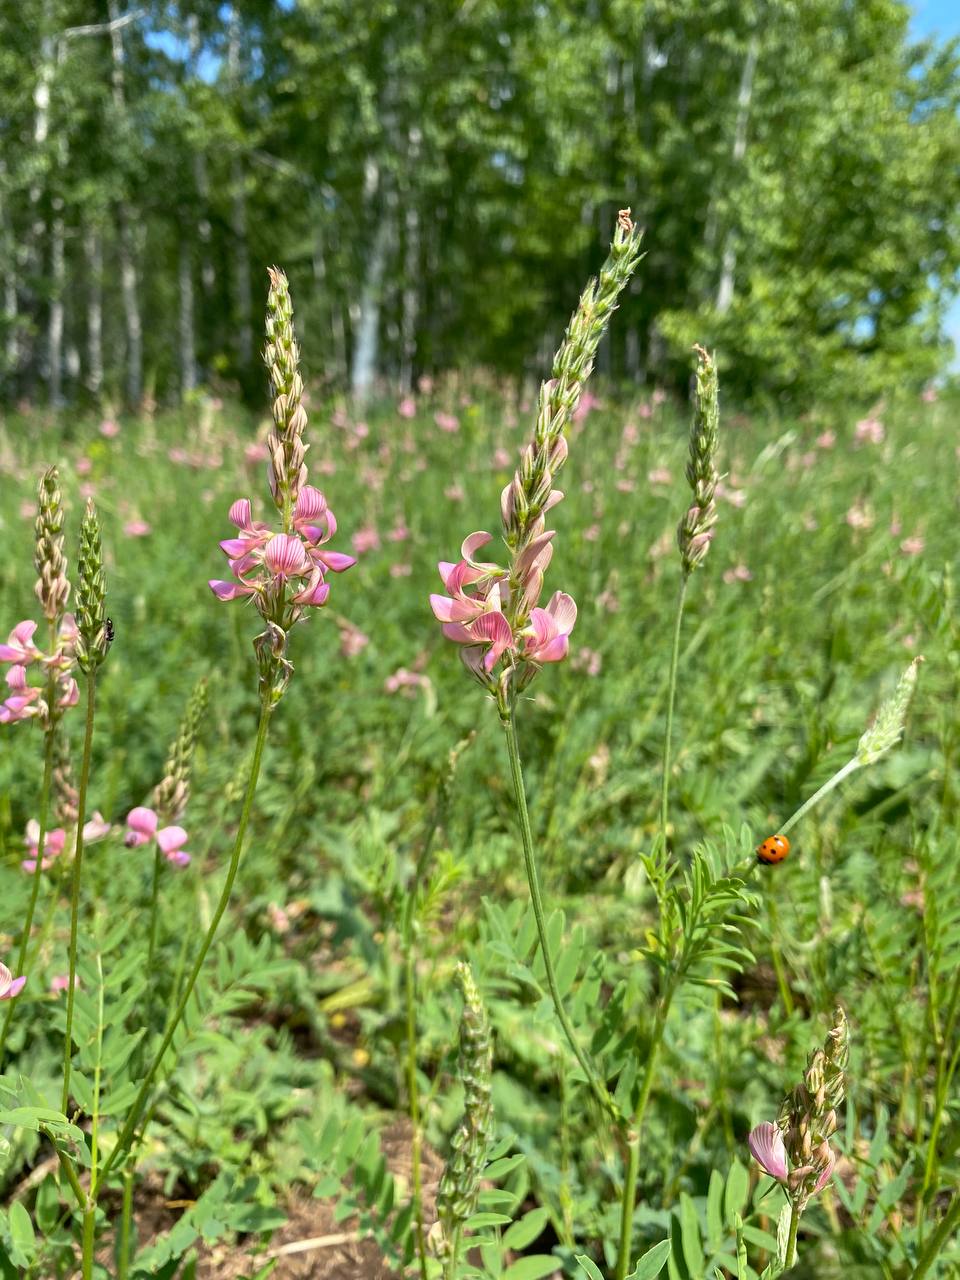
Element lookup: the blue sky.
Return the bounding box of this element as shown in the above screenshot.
[911,2,960,360]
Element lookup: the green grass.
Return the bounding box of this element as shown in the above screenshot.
[0,382,956,1278]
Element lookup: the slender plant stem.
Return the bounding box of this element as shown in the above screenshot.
[146,845,163,967]
[615,995,672,1280]
[0,721,56,1065]
[616,1135,641,1280]
[911,1189,960,1279]
[444,1223,463,1280]
[82,1204,96,1280]
[779,757,861,838]
[659,573,689,849]
[101,700,272,1183]
[785,1201,800,1269]
[765,897,795,1016]
[501,712,619,1125]
[117,1169,135,1280]
[62,673,98,1114]
[404,938,429,1280]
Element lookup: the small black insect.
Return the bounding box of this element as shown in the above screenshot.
[105,617,115,648]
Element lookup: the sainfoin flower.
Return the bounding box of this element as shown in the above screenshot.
[125,806,192,867]
[0,962,26,1001]
[430,531,576,684]
[0,615,79,725]
[22,823,67,873]
[748,1122,789,1181]
[209,487,355,607]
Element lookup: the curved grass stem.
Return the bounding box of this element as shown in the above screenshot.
[62,672,98,1114]
[501,712,619,1126]
[659,573,689,852]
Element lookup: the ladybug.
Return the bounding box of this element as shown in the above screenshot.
[756,833,790,865]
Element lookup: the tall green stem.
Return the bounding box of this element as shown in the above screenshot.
[117,1171,134,1280]
[501,712,618,1124]
[615,995,672,1280]
[404,939,428,1280]
[146,845,163,967]
[779,757,861,839]
[785,1201,800,1269]
[0,721,56,1065]
[101,700,272,1183]
[659,574,689,850]
[62,672,98,1114]
[911,1189,960,1279]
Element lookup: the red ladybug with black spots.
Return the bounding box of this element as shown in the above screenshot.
[756,833,790,865]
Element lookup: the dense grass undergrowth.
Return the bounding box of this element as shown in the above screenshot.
[0,353,957,1279]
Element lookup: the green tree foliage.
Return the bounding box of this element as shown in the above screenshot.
[0,0,958,407]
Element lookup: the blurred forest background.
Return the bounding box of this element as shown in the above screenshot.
[2,0,960,410]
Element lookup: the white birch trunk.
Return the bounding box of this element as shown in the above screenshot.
[0,168,19,381]
[228,9,253,367]
[399,128,421,393]
[716,35,759,316]
[351,159,389,400]
[179,235,197,394]
[187,14,215,295]
[84,224,103,397]
[48,203,65,405]
[109,0,143,404]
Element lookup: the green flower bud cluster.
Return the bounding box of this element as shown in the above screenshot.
[677,346,720,576]
[437,963,494,1253]
[152,678,208,823]
[75,501,109,675]
[34,466,70,624]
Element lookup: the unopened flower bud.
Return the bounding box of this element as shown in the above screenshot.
[75,500,109,674]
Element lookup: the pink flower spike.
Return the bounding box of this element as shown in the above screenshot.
[0,962,25,1000]
[0,620,40,664]
[125,806,159,847]
[264,533,309,579]
[748,1123,789,1181]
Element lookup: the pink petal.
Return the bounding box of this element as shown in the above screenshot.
[294,485,327,520]
[534,634,569,664]
[747,1123,789,1181]
[471,610,514,671]
[461,530,494,562]
[546,591,578,635]
[264,533,308,578]
[814,1151,836,1193]
[46,829,67,856]
[157,825,188,855]
[165,849,191,867]
[292,576,331,607]
[209,579,255,601]
[2,975,26,1000]
[220,537,253,557]
[229,498,252,528]
[313,550,356,573]
[127,807,159,838]
[440,621,475,645]
[430,594,471,623]
[58,679,79,708]
[82,813,111,842]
